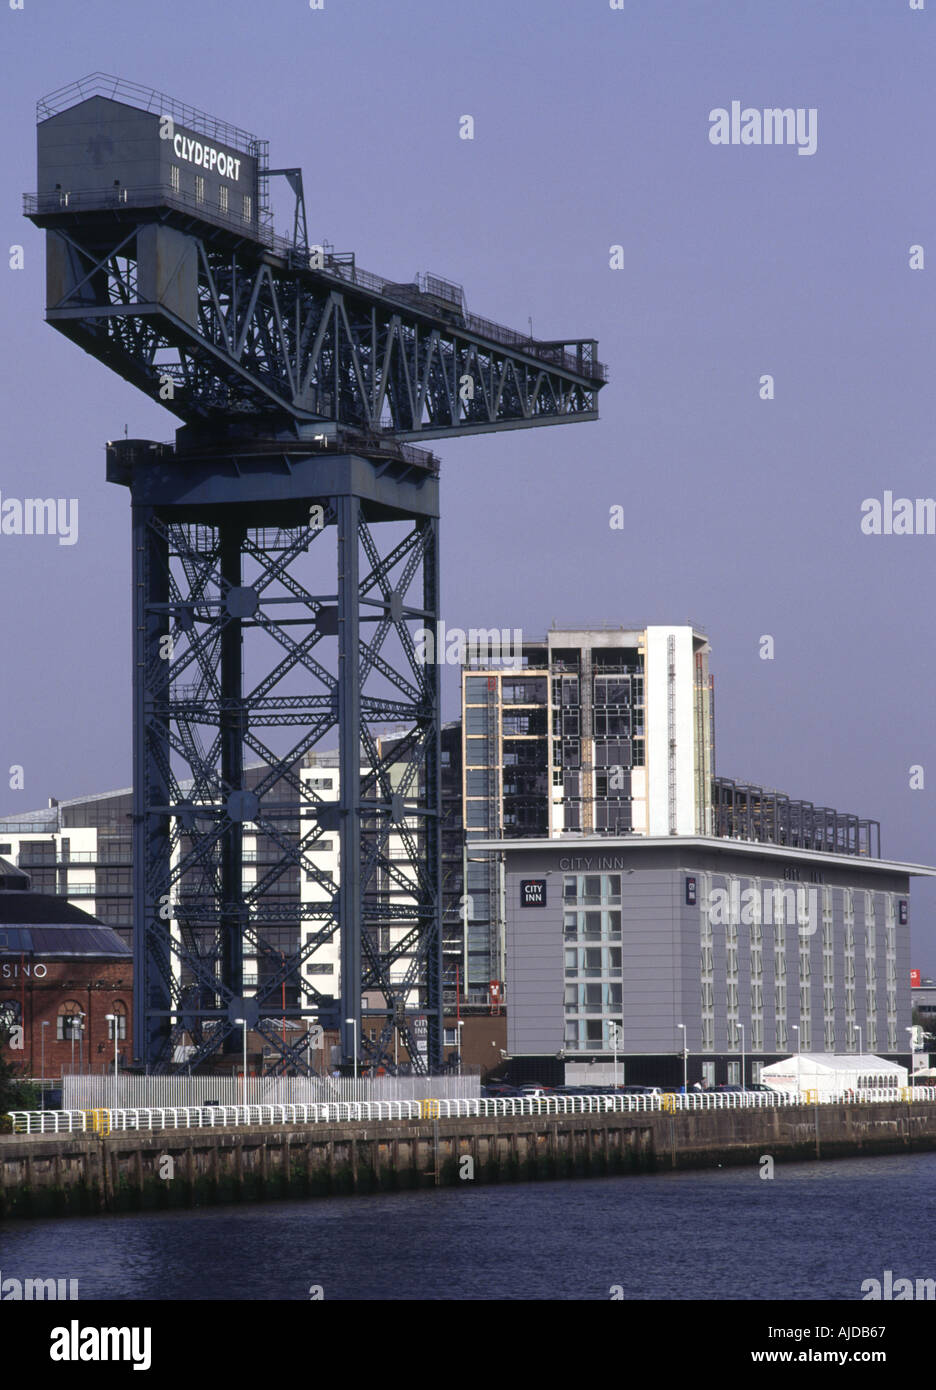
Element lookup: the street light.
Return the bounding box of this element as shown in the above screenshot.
[77,1010,86,1073]
[457,1020,464,1076]
[791,1025,800,1094]
[677,1023,687,1094]
[233,1018,247,1107]
[104,1014,119,1110]
[906,1026,916,1091]
[40,1021,49,1110]
[738,1023,745,1093]
[345,1017,357,1083]
[609,1021,621,1090]
[852,1023,862,1057]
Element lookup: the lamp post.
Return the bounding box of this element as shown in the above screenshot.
[40,1021,49,1110]
[853,1023,862,1056]
[677,1023,687,1094]
[345,1017,357,1085]
[104,1014,119,1110]
[791,1024,800,1096]
[609,1021,621,1090]
[738,1022,745,1093]
[233,1017,247,1108]
[457,1020,464,1076]
[906,1026,916,1091]
[77,1010,86,1073]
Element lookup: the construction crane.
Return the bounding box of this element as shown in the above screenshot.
[25,74,607,1074]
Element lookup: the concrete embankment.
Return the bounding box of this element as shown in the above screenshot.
[2,1102,935,1220]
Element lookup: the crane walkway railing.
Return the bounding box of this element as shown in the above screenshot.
[8,1086,936,1135]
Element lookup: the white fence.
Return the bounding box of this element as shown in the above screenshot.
[5,1093,687,1134]
[9,1086,936,1137]
[61,1072,480,1111]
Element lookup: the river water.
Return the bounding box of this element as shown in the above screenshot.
[1,1152,934,1300]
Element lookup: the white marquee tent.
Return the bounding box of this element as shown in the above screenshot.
[760,1053,908,1099]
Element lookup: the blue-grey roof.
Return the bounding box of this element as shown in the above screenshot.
[0,923,131,958]
[0,883,130,957]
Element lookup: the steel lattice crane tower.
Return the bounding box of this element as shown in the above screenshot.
[25,75,606,1074]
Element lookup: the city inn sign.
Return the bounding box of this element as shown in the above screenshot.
[557,856,628,872]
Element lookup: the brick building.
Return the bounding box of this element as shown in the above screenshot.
[0,857,132,1081]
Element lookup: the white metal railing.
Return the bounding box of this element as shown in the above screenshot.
[8,1086,935,1135]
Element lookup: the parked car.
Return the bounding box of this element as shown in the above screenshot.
[714,1084,744,1093]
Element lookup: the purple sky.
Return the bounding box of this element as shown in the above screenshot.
[1,0,935,971]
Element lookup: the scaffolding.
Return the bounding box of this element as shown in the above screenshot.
[712,777,880,858]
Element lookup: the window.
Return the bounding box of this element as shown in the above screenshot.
[57,1003,82,1041]
[170,164,180,192]
[219,185,229,213]
[243,193,252,221]
[465,707,488,735]
[0,844,10,855]
[307,963,334,975]
[309,777,334,790]
[195,175,205,203]
[107,1006,127,1041]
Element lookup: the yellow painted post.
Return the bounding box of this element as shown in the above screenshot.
[804,1089,818,1106]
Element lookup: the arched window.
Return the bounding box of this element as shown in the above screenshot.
[107,1003,127,1041]
[57,1001,82,1040]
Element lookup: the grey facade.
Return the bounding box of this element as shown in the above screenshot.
[485,836,933,1087]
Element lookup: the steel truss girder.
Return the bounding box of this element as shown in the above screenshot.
[36,216,604,435]
[128,446,441,1074]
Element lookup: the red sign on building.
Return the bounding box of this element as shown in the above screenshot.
[911,969,922,988]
